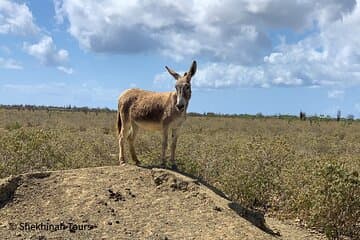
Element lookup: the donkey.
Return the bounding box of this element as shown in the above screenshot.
[117,61,197,169]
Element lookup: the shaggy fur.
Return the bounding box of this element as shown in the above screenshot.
[117,61,197,168]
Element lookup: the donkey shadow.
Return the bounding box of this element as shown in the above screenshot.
[138,163,281,237]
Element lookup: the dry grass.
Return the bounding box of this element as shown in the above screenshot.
[0,108,359,239]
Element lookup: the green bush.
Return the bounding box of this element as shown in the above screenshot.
[0,127,117,178]
[219,135,294,209]
[0,128,65,177]
[5,121,22,130]
[310,163,359,239]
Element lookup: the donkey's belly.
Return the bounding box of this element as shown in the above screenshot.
[134,120,162,131]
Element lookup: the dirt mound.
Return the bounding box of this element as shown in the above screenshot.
[0,165,325,239]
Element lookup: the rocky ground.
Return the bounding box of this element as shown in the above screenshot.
[0,165,326,239]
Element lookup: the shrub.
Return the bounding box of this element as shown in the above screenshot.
[310,163,360,239]
[0,127,117,178]
[0,128,65,177]
[5,121,22,130]
[219,135,294,209]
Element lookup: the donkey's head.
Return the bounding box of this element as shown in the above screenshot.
[165,61,197,112]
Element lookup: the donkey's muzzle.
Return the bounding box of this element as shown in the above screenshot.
[176,104,185,112]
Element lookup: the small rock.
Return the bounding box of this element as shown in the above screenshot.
[213,206,222,212]
[125,188,136,198]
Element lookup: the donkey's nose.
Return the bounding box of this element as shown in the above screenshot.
[176,104,185,111]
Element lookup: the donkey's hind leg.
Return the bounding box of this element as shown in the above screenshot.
[128,123,140,165]
[119,125,127,165]
[119,119,130,165]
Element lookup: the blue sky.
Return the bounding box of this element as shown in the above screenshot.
[1,0,360,117]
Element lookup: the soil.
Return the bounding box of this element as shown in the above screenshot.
[0,165,326,240]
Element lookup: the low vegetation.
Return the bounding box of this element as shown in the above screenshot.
[0,107,359,239]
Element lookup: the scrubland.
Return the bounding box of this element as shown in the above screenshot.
[0,108,359,239]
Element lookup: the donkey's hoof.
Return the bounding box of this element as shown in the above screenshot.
[119,159,126,166]
[170,164,178,171]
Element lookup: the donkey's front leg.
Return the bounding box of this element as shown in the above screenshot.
[170,128,178,169]
[160,128,168,167]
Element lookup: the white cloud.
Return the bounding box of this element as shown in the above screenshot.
[53,0,65,24]
[0,0,39,35]
[261,1,360,89]
[194,63,269,89]
[24,36,72,73]
[328,90,345,99]
[57,66,73,74]
[154,1,360,89]
[1,82,120,107]
[0,57,22,70]
[55,0,355,64]
[24,36,68,65]
[154,71,174,89]
[0,1,72,73]
[55,0,360,89]
[154,61,304,90]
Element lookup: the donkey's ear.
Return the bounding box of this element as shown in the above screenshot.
[165,66,180,80]
[187,60,197,79]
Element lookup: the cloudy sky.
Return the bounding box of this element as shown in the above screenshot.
[1,0,360,117]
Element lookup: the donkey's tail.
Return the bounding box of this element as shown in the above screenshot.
[117,111,122,136]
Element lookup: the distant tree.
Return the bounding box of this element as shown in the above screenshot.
[187,112,202,117]
[337,110,341,122]
[206,112,216,117]
[299,111,306,120]
[256,112,263,118]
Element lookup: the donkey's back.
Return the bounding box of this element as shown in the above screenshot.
[117,88,176,131]
[117,61,197,168]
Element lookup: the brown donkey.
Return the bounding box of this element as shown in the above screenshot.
[117,61,197,169]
